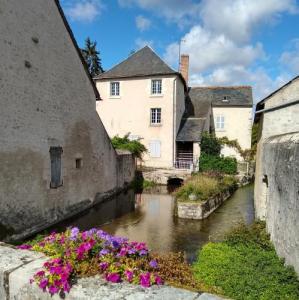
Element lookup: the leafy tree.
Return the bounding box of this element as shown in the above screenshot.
[81,37,104,77]
[200,133,222,156]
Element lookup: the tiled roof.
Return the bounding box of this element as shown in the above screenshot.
[94,46,178,80]
[176,118,206,142]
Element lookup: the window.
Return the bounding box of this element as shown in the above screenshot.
[222,96,230,102]
[50,147,63,188]
[150,108,161,125]
[75,158,82,169]
[216,115,225,130]
[110,82,120,96]
[151,79,162,94]
[149,140,161,158]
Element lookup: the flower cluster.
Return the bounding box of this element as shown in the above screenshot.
[18,227,163,296]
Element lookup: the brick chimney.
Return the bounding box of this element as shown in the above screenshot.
[180,54,189,86]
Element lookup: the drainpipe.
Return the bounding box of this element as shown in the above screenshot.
[173,78,177,168]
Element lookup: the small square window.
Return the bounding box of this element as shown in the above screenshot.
[110,82,120,96]
[75,158,82,169]
[150,108,161,125]
[151,79,162,94]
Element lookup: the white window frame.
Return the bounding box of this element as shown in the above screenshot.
[110,81,120,97]
[149,140,161,158]
[216,115,225,130]
[150,108,162,125]
[151,79,162,95]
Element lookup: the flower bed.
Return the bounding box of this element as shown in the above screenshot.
[18,228,207,297]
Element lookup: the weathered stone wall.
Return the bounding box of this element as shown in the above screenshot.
[0,0,134,240]
[261,133,299,274]
[0,244,224,300]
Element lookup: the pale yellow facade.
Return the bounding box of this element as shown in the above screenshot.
[213,107,252,160]
[96,76,185,168]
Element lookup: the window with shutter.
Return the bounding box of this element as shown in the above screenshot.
[149,140,161,158]
[50,147,63,188]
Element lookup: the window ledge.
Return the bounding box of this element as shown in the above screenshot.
[109,96,121,99]
[216,129,226,132]
[150,123,163,127]
[150,94,163,98]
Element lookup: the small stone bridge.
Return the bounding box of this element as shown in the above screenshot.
[141,167,192,185]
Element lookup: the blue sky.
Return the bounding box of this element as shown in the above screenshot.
[60,0,299,103]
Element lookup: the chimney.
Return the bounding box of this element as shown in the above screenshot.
[180,54,189,86]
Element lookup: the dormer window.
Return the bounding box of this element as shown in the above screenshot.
[222,95,230,102]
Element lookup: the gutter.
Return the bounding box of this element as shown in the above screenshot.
[255,99,299,115]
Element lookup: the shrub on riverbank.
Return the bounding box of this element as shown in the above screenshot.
[175,174,237,202]
[193,222,299,300]
[198,153,237,174]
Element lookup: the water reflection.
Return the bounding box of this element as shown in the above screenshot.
[101,184,254,262]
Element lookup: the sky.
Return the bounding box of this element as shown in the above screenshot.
[60,0,299,104]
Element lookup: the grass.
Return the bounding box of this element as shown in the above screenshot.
[175,174,238,202]
[193,222,299,300]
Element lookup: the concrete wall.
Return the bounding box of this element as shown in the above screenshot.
[213,107,252,160]
[0,0,134,240]
[96,76,185,169]
[261,133,299,274]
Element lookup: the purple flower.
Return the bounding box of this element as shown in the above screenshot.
[99,248,110,256]
[140,272,151,288]
[139,249,148,256]
[128,248,137,255]
[99,262,109,271]
[63,281,71,293]
[70,227,79,241]
[106,272,121,283]
[35,270,45,277]
[149,260,158,269]
[48,285,59,295]
[112,240,120,249]
[39,278,48,290]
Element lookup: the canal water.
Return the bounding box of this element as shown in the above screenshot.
[43,184,254,263]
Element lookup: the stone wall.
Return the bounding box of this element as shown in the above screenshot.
[177,190,232,220]
[0,244,223,300]
[0,0,135,241]
[261,132,299,274]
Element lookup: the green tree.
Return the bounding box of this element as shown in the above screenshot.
[200,133,222,156]
[81,37,104,77]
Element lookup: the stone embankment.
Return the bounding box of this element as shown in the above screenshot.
[177,190,233,220]
[0,243,226,300]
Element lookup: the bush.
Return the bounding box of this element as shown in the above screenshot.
[193,222,299,300]
[198,153,237,174]
[200,133,222,156]
[111,134,147,159]
[175,174,237,202]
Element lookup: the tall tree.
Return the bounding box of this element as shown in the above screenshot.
[81,37,104,77]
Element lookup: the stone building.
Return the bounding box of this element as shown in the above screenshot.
[0,0,134,240]
[254,75,299,274]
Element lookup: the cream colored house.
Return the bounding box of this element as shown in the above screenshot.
[95,46,187,169]
[95,47,252,169]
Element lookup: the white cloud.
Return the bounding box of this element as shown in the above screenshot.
[135,15,151,32]
[164,26,264,74]
[135,38,154,49]
[64,0,104,22]
[280,39,299,73]
[200,0,298,43]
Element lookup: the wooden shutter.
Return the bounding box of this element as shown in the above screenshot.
[50,147,63,188]
[149,140,161,158]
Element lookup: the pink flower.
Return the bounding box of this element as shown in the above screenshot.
[17,244,32,250]
[39,278,48,290]
[35,270,45,277]
[48,285,59,295]
[99,262,109,271]
[106,272,121,283]
[125,270,134,282]
[155,275,163,285]
[140,272,151,287]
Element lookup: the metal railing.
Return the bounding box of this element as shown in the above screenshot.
[174,159,194,170]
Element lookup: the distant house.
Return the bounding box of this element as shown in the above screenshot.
[0,0,134,240]
[95,46,252,169]
[95,46,187,169]
[254,75,299,274]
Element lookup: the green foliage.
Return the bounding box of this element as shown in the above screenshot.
[111,134,147,159]
[81,37,104,77]
[201,133,222,156]
[175,174,237,202]
[198,153,237,175]
[250,122,259,159]
[193,222,299,300]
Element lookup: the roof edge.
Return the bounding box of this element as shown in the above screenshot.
[54,0,100,100]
